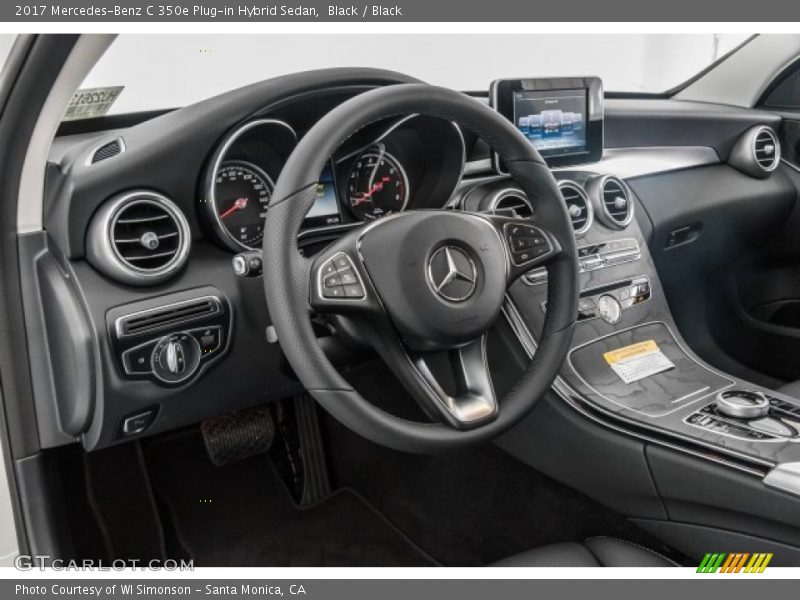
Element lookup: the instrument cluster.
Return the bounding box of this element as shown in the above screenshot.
[201,114,465,252]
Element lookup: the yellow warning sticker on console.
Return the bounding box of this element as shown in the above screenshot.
[604,340,675,384]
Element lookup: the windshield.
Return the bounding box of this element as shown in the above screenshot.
[77,33,752,118]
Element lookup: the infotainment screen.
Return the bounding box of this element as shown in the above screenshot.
[513,90,587,156]
[303,164,342,228]
[490,77,603,170]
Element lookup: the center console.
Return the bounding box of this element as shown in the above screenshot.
[478,76,800,502]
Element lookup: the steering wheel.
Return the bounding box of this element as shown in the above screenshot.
[263,83,579,453]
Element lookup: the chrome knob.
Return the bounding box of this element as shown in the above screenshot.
[716,390,770,420]
[151,333,201,384]
[597,294,622,324]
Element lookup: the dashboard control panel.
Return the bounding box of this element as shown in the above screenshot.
[524,238,641,286]
[107,287,231,386]
[542,276,651,323]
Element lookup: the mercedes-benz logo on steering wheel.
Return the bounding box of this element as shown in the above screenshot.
[427,246,478,303]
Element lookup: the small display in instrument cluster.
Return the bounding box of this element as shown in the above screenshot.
[303,165,342,228]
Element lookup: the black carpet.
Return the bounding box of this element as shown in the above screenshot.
[330,361,670,566]
[145,430,435,567]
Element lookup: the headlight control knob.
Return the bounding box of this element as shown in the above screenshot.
[151,332,201,384]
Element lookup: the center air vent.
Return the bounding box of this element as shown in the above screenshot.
[590,176,634,230]
[558,181,593,235]
[490,188,533,219]
[729,125,781,179]
[86,191,191,286]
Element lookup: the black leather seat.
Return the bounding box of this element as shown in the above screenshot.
[492,537,678,567]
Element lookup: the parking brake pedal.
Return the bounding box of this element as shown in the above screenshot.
[201,406,274,466]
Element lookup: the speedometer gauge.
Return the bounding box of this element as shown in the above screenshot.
[213,161,274,250]
[347,149,409,221]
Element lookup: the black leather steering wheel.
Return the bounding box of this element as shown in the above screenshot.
[263,83,579,453]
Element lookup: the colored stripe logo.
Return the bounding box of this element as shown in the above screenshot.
[697,553,773,573]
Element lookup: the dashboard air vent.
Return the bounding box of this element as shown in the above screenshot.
[598,176,634,229]
[754,128,780,172]
[729,125,781,179]
[86,191,191,286]
[116,296,221,338]
[558,181,593,235]
[491,189,533,219]
[90,138,124,164]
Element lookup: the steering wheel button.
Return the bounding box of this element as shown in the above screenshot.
[323,286,345,298]
[324,273,342,287]
[343,284,365,298]
[339,270,359,285]
[511,237,536,251]
[514,250,533,263]
[322,262,337,277]
[334,255,350,270]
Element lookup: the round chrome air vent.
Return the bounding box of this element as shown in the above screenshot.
[488,188,533,219]
[729,125,781,179]
[86,191,191,286]
[558,180,593,236]
[754,127,781,171]
[588,175,634,230]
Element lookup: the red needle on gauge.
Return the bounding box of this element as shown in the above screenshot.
[219,197,248,219]
[352,176,391,206]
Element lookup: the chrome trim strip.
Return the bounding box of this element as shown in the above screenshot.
[568,146,720,180]
[468,146,720,181]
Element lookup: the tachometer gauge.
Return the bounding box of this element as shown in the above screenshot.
[347,149,409,221]
[212,161,274,250]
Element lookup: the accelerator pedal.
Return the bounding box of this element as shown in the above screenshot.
[201,406,274,466]
[294,393,332,505]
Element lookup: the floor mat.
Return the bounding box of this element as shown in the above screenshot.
[145,430,434,566]
[330,361,673,566]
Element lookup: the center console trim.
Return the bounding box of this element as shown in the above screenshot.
[566,320,737,418]
[501,298,774,474]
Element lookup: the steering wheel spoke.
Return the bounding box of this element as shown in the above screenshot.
[369,329,498,429]
[410,336,498,428]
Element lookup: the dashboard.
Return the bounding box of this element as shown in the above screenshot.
[34,67,793,456]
